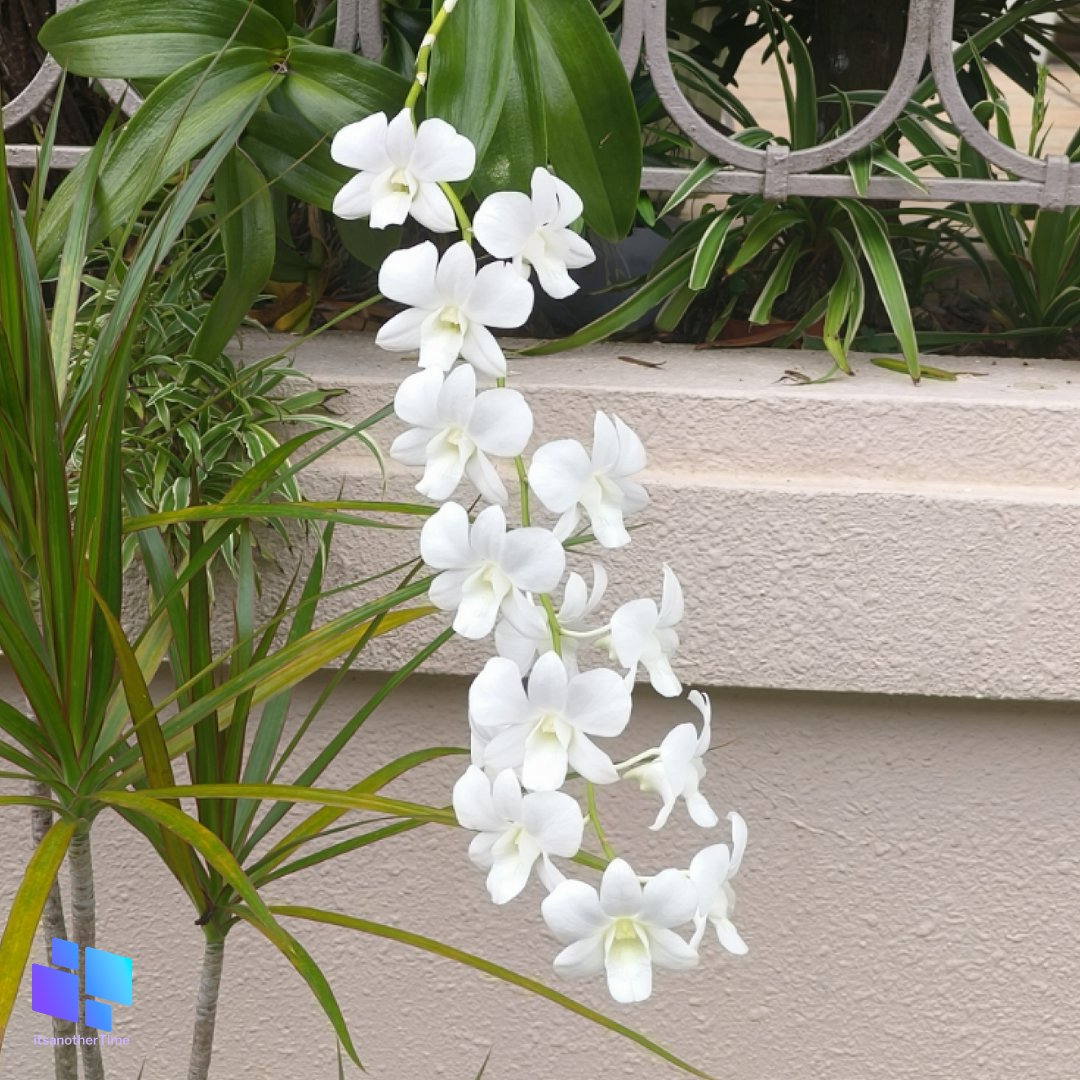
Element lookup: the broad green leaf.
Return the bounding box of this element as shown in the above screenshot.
[777,17,816,151]
[255,0,295,30]
[0,818,76,1045]
[37,48,283,272]
[428,0,515,169]
[97,793,360,1066]
[38,0,288,78]
[274,906,720,1080]
[278,39,409,134]
[241,109,349,210]
[191,148,275,362]
[472,0,547,199]
[725,209,803,276]
[748,240,802,325]
[525,0,641,240]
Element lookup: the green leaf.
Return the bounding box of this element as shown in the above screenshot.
[273,906,720,1080]
[472,0,547,199]
[748,240,802,325]
[658,157,721,219]
[427,0,515,169]
[241,109,349,209]
[689,207,739,290]
[278,39,409,134]
[522,250,695,354]
[191,148,275,362]
[0,818,77,1044]
[524,0,641,240]
[725,208,803,276]
[97,793,361,1066]
[36,48,283,272]
[839,199,922,382]
[38,0,288,78]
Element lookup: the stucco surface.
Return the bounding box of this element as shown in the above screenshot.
[225,335,1080,700]
[2,667,1079,1080]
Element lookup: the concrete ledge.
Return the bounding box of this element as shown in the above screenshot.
[233,334,1080,701]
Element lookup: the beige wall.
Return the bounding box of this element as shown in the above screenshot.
[3,665,1079,1080]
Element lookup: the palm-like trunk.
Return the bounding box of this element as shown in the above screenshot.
[187,932,226,1080]
[29,785,79,1080]
[68,827,105,1080]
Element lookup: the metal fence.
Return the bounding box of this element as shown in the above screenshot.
[4,0,1079,208]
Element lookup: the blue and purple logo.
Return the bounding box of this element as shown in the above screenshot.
[32,938,132,1032]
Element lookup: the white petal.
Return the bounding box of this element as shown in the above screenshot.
[525,651,569,714]
[542,880,608,944]
[689,844,730,910]
[469,388,532,457]
[416,437,468,502]
[530,167,562,224]
[409,117,476,182]
[565,668,631,737]
[435,242,478,307]
[332,171,376,219]
[469,657,531,734]
[418,308,465,372]
[646,926,699,972]
[612,414,647,476]
[369,178,413,228]
[645,654,683,698]
[469,504,507,562]
[459,323,508,378]
[452,766,502,831]
[482,724,530,772]
[599,858,643,917]
[474,191,537,259]
[685,790,719,829]
[466,261,535,328]
[715,918,748,955]
[500,527,566,593]
[331,112,391,171]
[384,107,416,166]
[428,567,470,612]
[553,935,607,979]
[490,768,524,822]
[528,440,592,513]
[487,846,536,904]
[375,306,428,354]
[659,564,684,626]
[591,411,621,473]
[453,579,506,639]
[410,179,459,233]
[565,732,619,786]
[522,791,584,857]
[378,242,441,309]
[467,830,498,869]
[605,930,653,1003]
[420,502,474,570]
[522,724,569,791]
[389,427,431,467]
[728,811,748,876]
[536,854,567,893]
[464,452,509,506]
[609,599,658,668]
[437,363,477,426]
[640,868,699,928]
[532,256,581,300]
[394,367,444,428]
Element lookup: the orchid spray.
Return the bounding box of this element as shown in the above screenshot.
[331,1,747,1006]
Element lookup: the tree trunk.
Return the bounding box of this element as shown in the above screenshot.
[187,933,226,1080]
[68,828,105,1080]
[29,785,79,1080]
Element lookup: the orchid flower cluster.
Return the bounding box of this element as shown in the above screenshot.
[332,97,748,1005]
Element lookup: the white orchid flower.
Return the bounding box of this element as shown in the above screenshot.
[624,689,717,830]
[376,241,535,377]
[469,651,630,791]
[494,562,608,675]
[391,365,532,505]
[474,167,596,299]
[541,858,699,1003]
[689,811,748,955]
[528,412,647,548]
[420,503,565,639]
[609,563,683,697]
[331,108,475,232]
[452,766,584,903]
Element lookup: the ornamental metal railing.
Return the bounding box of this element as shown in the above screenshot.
[4,0,1080,208]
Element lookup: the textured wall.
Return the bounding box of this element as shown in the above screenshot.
[3,666,1079,1080]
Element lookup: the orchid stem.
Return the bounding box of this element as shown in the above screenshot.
[540,593,562,656]
[404,0,461,111]
[586,783,616,860]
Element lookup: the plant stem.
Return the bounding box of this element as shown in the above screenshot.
[585,783,616,860]
[68,826,105,1080]
[403,0,461,110]
[30,784,79,1080]
[187,931,226,1080]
